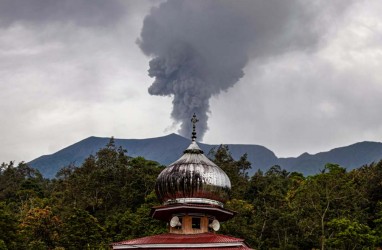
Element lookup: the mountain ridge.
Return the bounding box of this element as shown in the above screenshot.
[28,134,382,178]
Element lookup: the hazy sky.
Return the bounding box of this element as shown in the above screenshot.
[1,0,382,163]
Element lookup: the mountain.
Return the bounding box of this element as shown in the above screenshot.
[277,141,382,175]
[28,134,382,178]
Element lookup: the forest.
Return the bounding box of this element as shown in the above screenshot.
[1,138,382,250]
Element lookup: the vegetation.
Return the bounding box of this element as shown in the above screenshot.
[1,138,382,249]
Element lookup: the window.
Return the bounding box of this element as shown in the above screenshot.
[192,217,201,229]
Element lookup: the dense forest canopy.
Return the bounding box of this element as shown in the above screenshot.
[1,138,382,249]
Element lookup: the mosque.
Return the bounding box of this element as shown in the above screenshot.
[112,114,252,249]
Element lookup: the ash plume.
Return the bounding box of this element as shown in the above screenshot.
[138,0,353,139]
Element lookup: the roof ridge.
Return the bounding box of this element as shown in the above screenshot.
[113,232,246,245]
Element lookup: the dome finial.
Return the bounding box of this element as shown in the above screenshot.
[191,113,199,141]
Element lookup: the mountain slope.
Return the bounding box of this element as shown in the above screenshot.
[29,134,278,178]
[278,141,382,175]
[28,134,382,178]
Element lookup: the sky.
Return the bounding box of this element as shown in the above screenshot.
[1,0,382,163]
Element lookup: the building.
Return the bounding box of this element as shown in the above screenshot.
[112,114,252,249]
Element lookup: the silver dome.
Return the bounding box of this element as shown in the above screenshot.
[155,141,231,207]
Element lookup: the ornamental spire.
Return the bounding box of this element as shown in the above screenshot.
[191,113,199,142]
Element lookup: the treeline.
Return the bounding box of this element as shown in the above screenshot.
[1,139,382,249]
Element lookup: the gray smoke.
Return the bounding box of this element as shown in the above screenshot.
[138,0,353,139]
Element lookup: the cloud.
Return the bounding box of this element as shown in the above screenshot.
[1,0,381,167]
[206,0,382,156]
[0,0,172,163]
[137,0,356,140]
[0,0,126,28]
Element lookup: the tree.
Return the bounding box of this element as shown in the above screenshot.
[0,162,45,203]
[105,192,166,242]
[326,217,377,249]
[60,209,106,249]
[19,206,61,249]
[0,240,7,250]
[54,138,164,221]
[209,145,251,199]
[221,199,257,247]
[0,202,18,249]
[350,159,382,223]
[289,164,365,250]
[246,166,300,249]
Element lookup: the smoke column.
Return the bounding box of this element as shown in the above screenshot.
[138,0,352,139]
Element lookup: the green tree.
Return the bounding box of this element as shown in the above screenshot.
[61,209,106,249]
[326,217,377,249]
[105,192,166,242]
[221,199,257,247]
[0,240,7,250]
[209,145,251,199]
[247,166,300,249]
[53,138,164,221]
[0,162,46,203]
[289,164,365,250]
[350,159,382,223]
[0,202,18,249]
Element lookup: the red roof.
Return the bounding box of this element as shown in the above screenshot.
[121,248,250,250]
[112,233,253,249]
[114,233,243,244]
